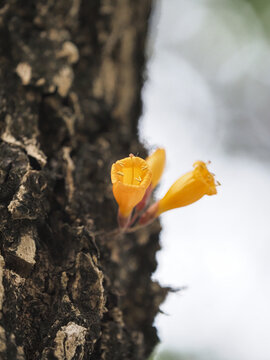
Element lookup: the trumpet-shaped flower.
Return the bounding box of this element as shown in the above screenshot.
[139,161,217,225]
[111,155,152,226]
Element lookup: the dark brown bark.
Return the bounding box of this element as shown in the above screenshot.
[0,1,168,359]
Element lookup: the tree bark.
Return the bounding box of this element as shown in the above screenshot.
[0,1,167,359]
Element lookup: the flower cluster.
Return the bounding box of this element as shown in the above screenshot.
[111,150,218,229]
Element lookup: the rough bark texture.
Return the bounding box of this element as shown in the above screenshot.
[0,1,168,359]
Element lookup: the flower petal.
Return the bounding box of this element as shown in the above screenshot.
[146,148,166,189]
[111,155,152,217]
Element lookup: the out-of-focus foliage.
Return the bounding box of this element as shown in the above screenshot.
[148,0,270,161]
[245,0,270,35]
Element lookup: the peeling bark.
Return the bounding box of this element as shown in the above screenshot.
[0,1,168,359]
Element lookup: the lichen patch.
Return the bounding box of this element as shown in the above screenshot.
[53,322,87,360]
[15,231,36,266]
[56,41,79,64]
[16,62,32,85]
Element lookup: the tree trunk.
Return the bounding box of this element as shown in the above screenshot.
[0,1,168,359]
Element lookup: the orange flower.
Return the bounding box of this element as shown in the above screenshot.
[146,148,166,189]
[157,161,217,214]
[136,148,166,212]
[111,155,152,224]
[139,161,217,225]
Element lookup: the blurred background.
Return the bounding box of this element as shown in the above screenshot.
[139,0,270,359]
